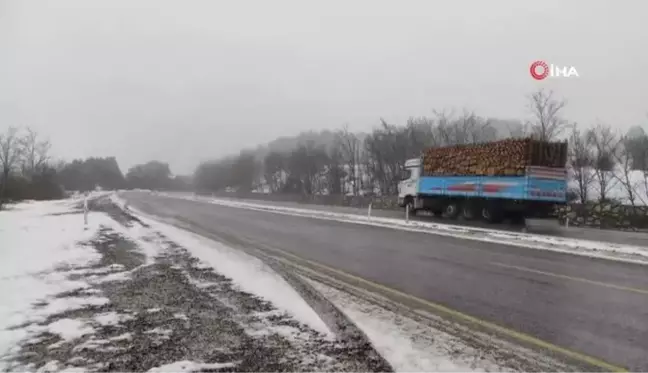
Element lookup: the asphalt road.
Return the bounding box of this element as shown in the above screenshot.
[123,192,648,371]
[193,194,648,247]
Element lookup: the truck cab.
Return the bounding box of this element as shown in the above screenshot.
[397,158,421,209]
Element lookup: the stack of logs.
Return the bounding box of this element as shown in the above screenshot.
[422,137,568,176]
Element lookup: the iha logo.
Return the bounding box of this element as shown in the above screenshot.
[530,60,579,80]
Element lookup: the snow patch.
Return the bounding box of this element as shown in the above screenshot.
[37,360,62,372]
[90,270,132,284]
[93,312,134,326]
[71,337,109,352]
[147,360,238,372]
[109,332,132,342]
[143,328,173,338]
[47,319,94,342]
[36,297,110,319]
[173,313,189,321]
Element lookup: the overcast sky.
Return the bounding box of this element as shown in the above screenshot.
[1,0,646,174]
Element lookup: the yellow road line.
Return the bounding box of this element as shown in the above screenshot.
[492,262,648,295]
[256,244,627,372]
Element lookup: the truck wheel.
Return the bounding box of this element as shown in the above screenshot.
[481,206,503,223]
[461,204,477,220]
[444,203,460,219]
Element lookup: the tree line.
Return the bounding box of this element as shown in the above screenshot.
[194,89,648,206]
[0,126,190,209]
[3,88,646,209]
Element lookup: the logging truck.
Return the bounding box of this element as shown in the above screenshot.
[397,138,568,223]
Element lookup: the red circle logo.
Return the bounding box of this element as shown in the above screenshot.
[530,60,549,80]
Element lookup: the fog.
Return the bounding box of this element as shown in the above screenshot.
[1,0,646,173]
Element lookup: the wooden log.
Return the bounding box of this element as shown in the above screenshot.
[422,137,567,176]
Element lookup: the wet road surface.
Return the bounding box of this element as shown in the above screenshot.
[196,194,648,248]
[123,192,648,371]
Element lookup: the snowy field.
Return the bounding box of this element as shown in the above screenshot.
[159,192,648,266]
[0,193,560,372]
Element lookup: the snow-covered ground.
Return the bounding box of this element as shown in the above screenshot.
[0,195,376,371]
[0,198,111,364]
[159,192,648,265]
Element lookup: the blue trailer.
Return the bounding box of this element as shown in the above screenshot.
[398,157,567,223]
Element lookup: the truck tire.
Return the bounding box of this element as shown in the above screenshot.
[444,202,460,219]
[461,204,477,220]
[481,206,503,223]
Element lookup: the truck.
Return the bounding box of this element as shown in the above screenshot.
[397,137,568,223]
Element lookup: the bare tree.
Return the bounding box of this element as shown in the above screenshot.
[360,110,497,196]
[568,125,595,204]
[621,125,648,203]
[285,141,329,195]
[432,109,495,145]
[325,140,346,195]
[231,151,259,192]
[361,120,407,196]
[613,136,646,207]
[19,127,51,180]
[263,151,286,193]
[587,124,618,202]
[0,126,23,202]
[336,124,360,195]
[527,89,570,141]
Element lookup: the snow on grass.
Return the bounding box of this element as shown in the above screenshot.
[161,193,648,265]
[118,222,162,264]
[46,319,94,342]
[0,199,116,367]
[109,333,132,342]
[147,360,238,372]
[38,361,92,372]
[89,270,132,284]
[143,328,173,338]
[117,203,333,338]
[173,313,189,321]
[93,312,134,327]
[71,337,109,352]
[35,296,110,321]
